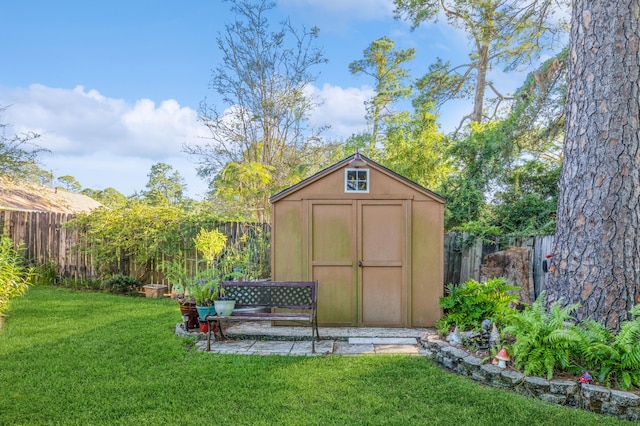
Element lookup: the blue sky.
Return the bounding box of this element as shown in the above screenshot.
[0,0,563,199]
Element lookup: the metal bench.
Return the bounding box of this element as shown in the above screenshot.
[206,281,319,352]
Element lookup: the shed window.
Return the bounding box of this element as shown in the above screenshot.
[345,168,369,193]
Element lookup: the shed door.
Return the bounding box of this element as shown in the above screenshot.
[358,200,407,327]
[309,199,407,327]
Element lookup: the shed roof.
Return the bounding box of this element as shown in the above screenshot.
[270,153,445,204]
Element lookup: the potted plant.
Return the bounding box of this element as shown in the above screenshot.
[191,279,218,321]
[214,286,236,316]
[192,228,228,321]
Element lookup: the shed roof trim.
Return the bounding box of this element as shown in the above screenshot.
[270,154,445,203]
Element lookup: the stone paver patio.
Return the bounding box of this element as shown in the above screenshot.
[187,321,437,356]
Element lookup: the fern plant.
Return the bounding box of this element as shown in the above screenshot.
[436,277,520,334]
[576,305,640,389]
[503,292,582,379]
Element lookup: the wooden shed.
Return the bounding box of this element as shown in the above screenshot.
[270,153,445,327]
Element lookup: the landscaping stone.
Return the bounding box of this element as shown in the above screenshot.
[420,335,640,422]
[610,389,640,407]
[524,376,550,394]
[500,369,524,386]
[539,393,566,405]
[550,380,577,396]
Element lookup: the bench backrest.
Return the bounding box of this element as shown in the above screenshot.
[220,281,317,310]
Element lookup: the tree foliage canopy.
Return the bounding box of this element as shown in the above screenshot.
[394,0,569,130]
[185,0,329,221]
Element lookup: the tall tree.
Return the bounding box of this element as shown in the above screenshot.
[349,37,415,153]
[381,106,451,191]
[393,0,568,131]
[0,105,47,181]
[57,175,82,192]
[547,0,640,330]
[142,162,187,206]
[184,0,328,220]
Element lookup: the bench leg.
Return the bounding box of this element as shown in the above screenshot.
[206,320,212,351]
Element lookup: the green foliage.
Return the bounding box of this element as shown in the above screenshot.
[0,236,31,317]
[0,105,48,181]
[393,0,567,127]
[103,274,140,294]
[81,187,127,208]
[436,277,520,334]
[141,162,187,206]
[56,175,82,192]
[193,229,227,265]
[349,36,415,150]
[380,108,452,191]
[185,0,328,223]
[71,202,188,278]
[503,293,582,379]
[575,306,640,390]
[491,160,560,236]
[29,261,59,286]
[189,278,219,306]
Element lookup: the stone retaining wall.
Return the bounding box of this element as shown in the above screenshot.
[420,334,640,422]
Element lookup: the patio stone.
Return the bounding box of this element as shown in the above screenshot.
[374,344,419,355]
[349,337,417,345]
[334,342,375,355]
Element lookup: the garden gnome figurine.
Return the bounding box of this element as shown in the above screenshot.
[489,323,500,349]
[447,326,463,345]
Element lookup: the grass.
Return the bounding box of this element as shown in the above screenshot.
[0,287,632,425]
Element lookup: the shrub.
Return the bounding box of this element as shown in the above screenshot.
[0,236,31,317]
[575,305,640,390]
[436,277,520,334]
[103,274,139,294]
[503,292,582,379]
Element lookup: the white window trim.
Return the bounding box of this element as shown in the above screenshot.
[344,168,370,193]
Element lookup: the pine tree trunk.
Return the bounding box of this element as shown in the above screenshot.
[547,0,640,331]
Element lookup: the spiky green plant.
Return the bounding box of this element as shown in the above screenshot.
[576,305,640,389]
[503,292,582,379]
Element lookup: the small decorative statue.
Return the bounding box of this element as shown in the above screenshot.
[578,370,594,384]
[489,323,500,349]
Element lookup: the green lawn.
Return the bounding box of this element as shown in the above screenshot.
[0,287,631,425]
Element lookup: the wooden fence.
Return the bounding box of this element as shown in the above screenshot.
[444,232,554,299]
[2,210,554,293]
[0,210,271,285]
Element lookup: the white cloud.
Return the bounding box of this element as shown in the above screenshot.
[280,0,395,20]
[0,84,206,159]
[0,84,210,197]
[308,83,372,139]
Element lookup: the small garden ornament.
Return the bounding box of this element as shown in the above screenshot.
[494,348,510,368]
[447,326,463,345]
[578,370,594,385]
[490,323,500,349]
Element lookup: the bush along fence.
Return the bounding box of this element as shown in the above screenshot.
[0,209,270,286]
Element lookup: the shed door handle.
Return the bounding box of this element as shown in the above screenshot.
[358,260,363,267]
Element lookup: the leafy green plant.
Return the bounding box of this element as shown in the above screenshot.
[0,236,31,318]
[503,292,582,379]
[103,274,139,295]
[436,277,520,334]
[29,261,59,286]
[189,279,218,306]
[575,305,640,389]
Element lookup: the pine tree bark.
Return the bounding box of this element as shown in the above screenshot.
[547,0,640,331]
